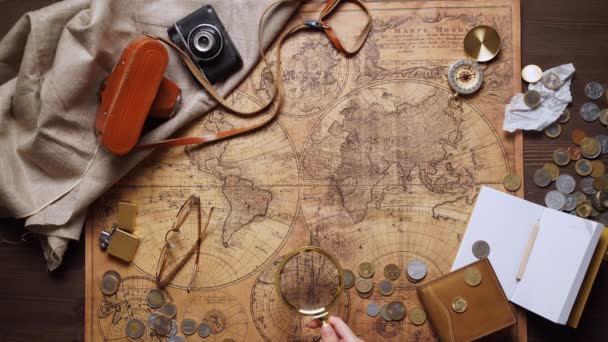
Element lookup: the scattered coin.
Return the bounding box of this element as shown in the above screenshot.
[378,279,395,296]
[563,194,577,212]
[171,319,178,337]
[197,322,212,338]
[160,302,177,319]
[343,269,355,289]
[367,302,381,317]
[100,270,121,296]
[125,318,146,339]
[168,336,186,342]
[521,65,543,83]
[380,304,391,321]
[573,191,587,205]
[358,289,373,299]
[575,159,593,177]
[545,190,566,210]
[600,109,608,126]
[472,240,490,259]
[544,122,561,138]
[147,289,165,309]
[571,129,588,146]
[543,163,560,181]
[596,135,608,154]
[148,313,161,329]
[542,72,562,90]
[524,90,542,108]
[533,168,553,187]
[581,137,601,159]
[593,175,608,191]
[409,307,427,326]
[406,259,428,282]
[355,278,373,294]
[555,174,576,194]
[552,148,571,166]
[581,177,596,195]
[387,301,407,321]
[592,191,606,212]
[580,102,600,122]
[383,264,400,281]
[464,267,482,287]
[452,296,468,313]
[600,191,608,208]
[585,81,604,100]
[591,160,605,178]
[558,108,571,123]
[592,208,601,217]
[502,173,521,191]
[180,318,197,336]
[576,201,593,218]
[568,146,582,161]
[153,315,173,336]
[358,262,374,278]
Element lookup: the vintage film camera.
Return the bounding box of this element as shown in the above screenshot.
[168,5,243,84]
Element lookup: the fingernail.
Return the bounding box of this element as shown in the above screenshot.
[321,324,334,338]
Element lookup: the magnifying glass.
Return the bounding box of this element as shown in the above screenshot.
[275,246,344,322]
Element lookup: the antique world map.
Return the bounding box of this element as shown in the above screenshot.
[86,1,522,341]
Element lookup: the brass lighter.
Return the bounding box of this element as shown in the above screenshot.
[116,201,137,232]
[107,229,140,262]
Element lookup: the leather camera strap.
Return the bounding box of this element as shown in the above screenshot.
[138,0,371,149]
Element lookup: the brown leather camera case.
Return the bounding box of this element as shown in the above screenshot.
[95,37,169,155]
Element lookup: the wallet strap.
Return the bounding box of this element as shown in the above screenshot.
[138,0,372,149]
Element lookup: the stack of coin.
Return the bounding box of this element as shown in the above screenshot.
[355,278,374,298]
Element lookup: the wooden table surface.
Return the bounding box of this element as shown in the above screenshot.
[1,0,608,341]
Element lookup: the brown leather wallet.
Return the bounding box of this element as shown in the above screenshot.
[417,259,516,342]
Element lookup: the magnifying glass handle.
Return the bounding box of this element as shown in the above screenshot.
[314,312,330,324]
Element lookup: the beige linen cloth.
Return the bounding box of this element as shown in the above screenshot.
[0,0,297,270]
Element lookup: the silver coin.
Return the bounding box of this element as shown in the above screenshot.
[585,82,604,100]
[533,168,553,187]
[160,302,177,319]
[367,302,381,317]
[580,102,600,122]
[170,319,178,337]
[568,210,577,216]
[197,322,212,338]
[596,135,608,155]
[125,318,146,339]
[563,194,577,212]
[406,259,428,281]
[545,190,566,210]
[168,336,186,342]
[472,240,490,259]
[558,108,570,123]
[543,72,562,90]
[180,318,197,336]
[556,174,576,194]
[148,313,161,329]
[581,177,596,195]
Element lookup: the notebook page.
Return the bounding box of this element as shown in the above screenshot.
[452,186,542,298]
[511,209,602,324]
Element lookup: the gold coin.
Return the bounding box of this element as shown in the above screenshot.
[100,270,121,296]
[521,64,542,83]
[383,264,400,280]
[378,279,395,296]
[358,262,374,278]
[580,137,601,158]
[452,296,468,313]
[343,269,355,289]
[524,90,542,108]
[543,163,560,181]
[380,304,391,321]
[572,129,588,146]
[125,319,146,339]
[502,173,521,191]
[544,122,561,138]
[591,160,606,178]
[387,301,407,321]
[600,109,608,126]
[355,278,373,294]
[573,192,587,205]
[409,307,427,325]
[576,202,593,218]
[147,289,165,309]
[358,289,373,299]
[463,267,483,287]
[593,175,608,191]
[575,159,593,176]
[558,108,571,123]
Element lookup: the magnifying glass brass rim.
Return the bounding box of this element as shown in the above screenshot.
[275,246,344,321]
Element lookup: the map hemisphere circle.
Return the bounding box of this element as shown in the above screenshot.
[94,92,300,290]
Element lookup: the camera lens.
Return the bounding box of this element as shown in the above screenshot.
[187,24,223,61]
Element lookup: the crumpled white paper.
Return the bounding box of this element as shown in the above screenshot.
[503,63,575,132]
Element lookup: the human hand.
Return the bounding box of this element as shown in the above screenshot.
[306,316,364,342]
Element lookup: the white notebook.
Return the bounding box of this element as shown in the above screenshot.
[452,186,603,324]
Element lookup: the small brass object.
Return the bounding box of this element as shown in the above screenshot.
[107,228,140,262]
[463,25,501,62]
[117,201,137,232]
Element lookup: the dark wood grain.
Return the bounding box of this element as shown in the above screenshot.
[1,0,608,341]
